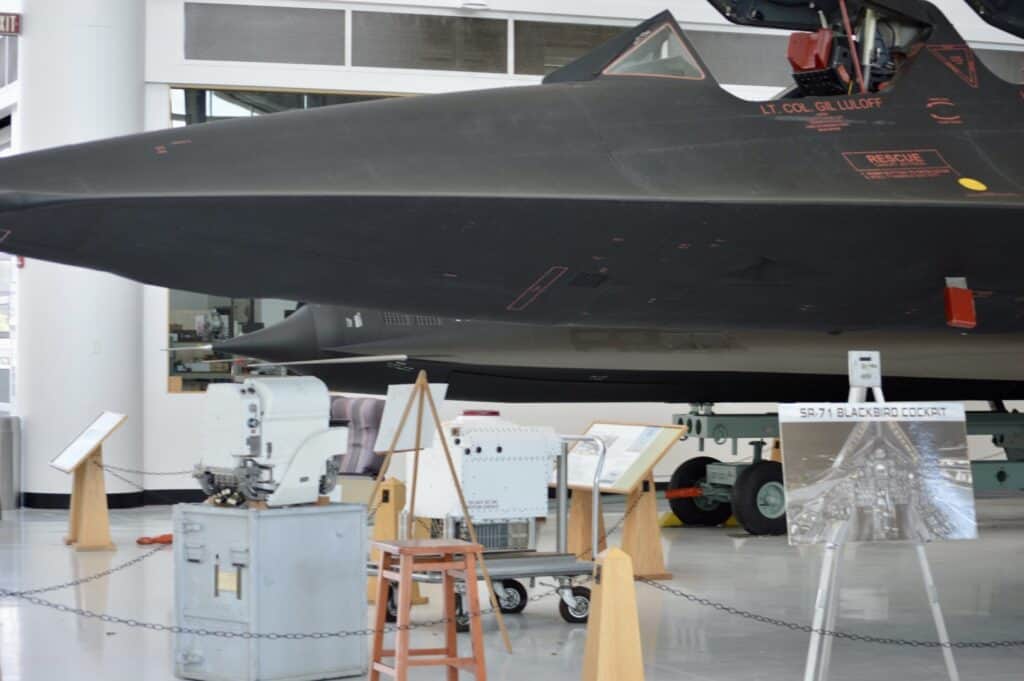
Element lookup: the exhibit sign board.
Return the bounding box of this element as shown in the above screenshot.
[779,402,976,545]
[373,382,447,453]
[562,422,685,494]
[50,411,127,473]
[0,14,19,35]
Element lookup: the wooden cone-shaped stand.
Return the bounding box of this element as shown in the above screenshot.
[581,548,645,681]
[366,477,428,606]
[65,448,115,552]
[568,489,606,559]
[620,475,671,580]
[367,370,513,653]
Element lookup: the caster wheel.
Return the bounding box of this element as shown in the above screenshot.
[733,460,787,535]
[667,457,732,526]
[455,593,471,633]
[384,583,398,623]
[558,586,591,624]
[496,579,528,614]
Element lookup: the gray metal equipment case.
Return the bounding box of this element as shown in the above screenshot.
[173,503,367,681]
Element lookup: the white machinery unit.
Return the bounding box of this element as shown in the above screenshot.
[405,411,561,550]
[174,503,367,681]
[194,376,348,507]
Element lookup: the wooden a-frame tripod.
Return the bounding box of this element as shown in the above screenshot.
[367,371,513,653]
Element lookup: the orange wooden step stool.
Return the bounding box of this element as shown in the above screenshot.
[370,539,487,681]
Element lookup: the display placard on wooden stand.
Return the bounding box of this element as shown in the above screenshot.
[51,412,126,552]
[563,422,686,580]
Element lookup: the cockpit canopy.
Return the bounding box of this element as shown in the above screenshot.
[543,11,708,85]
[602,23,705,80]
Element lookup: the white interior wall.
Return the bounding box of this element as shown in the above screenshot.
[14,0,146,497]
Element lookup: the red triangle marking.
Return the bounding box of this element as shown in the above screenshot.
[928,45,979,89]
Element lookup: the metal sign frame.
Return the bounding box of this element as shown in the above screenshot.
[0,14,20,36]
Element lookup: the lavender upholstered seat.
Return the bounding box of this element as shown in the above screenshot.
[330,395,386,476]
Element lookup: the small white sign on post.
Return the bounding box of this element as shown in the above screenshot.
[50,411,126,552]
[51,411,127,473]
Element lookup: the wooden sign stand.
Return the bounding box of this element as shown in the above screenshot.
[64,446,114,552]
[52,412,127,552]
[620,474,671,580]
[570,476,669,580]
[65,447,116,551]
[566,422,684,580]
[367,371,513,653]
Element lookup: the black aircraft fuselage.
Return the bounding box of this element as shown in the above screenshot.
[213,303,1024,403]
[2,0,1024,400]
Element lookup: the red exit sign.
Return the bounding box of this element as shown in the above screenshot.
[0,13,20,36]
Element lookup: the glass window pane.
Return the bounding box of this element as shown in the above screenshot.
[514,21,621,76]
[353,12,507,73]
[604,24,704,80]
[185,3,345,66]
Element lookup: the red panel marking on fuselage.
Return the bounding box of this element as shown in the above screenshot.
[842,149,955,181]
[927,97,962,125]
[759,97,882,120]
[806,113,850,133]
[506,266,568,312]
[928,45,979,89]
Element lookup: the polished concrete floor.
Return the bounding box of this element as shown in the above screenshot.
[1,499,1022,680]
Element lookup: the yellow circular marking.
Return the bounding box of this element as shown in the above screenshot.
[958,177,988,192]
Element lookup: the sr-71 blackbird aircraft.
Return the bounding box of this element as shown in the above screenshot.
[3,0,1024,401]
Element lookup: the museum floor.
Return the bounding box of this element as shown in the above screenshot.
[1,498,1022,681]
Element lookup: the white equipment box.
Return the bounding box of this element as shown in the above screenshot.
[407,411,561,521]
[196,376,348,507]
[173,503,367,681]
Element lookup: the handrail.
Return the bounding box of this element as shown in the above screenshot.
[558,435,607,561]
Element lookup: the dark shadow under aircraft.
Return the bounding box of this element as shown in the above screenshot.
[2,0,1024,400]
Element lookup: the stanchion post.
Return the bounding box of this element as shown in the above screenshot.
[581,547,645,681]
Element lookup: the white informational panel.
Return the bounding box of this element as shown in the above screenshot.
[563,422,686,494]
[50,411,127,473]
[373,383,448,453]
[779,402,976,545]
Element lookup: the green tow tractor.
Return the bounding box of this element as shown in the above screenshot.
[666,408,1024,536]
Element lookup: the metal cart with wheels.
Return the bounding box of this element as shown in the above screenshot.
[374,434,606,626]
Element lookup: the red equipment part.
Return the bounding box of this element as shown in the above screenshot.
[137,533,173,545]
[665,486,704,500]
[944,285,977,329]
[788,29,835,72]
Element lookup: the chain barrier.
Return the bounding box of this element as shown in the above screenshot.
[98,463,201,507]
[24,474,1020,649]
[638,576,1024,649]
[0,566,559,640]
[100,464,193,476]
[5,546,169,597]
[6,528,1021,649]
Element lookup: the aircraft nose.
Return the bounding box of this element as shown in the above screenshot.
[214,304,320,362]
